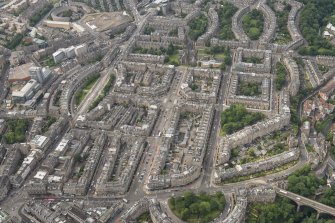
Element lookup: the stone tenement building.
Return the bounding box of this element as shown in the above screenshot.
[222,196,247,223]
[283,57,300,96]
[76,96,159,136]
[258,1,276,47]
[233,48,272,73]
[214,149,299,183]
[225,72,272,110]
[114,62,175,97]
[304,59,324,88]
[216,111,291,166]
[180,68,222,103]
[26,131,145,196]
[3,0,332,219]
[94,137,145,195]
[316,56,335,68]
[232,6,251,43]
[59,63,102,115]
[72,0,125,12]
[147,104,214,190]
[196,6,219,47]
[285,0,304,50]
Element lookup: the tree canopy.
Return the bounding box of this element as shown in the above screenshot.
[216,3,238,40]
[247,197,335,223]
[168,191,225,223]
[275,62,287,91]
[297,0,335,56]
[29,4,53,26]
[188,13,208,41]
[220,104,265,135]
[287,165,326,198]
[237,81,261,96]
[4,119,30,144]
[242,10,265,40]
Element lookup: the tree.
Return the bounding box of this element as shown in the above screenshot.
[199,201,210,215]
[167,43,176,55]
[188,13,208,41]
[4,132,15,144]
[168,191,226,223]
[220,63,226,71]
[220,104,264,135]
[74,154,83,163]
[143,26,155,35]
[242,10,264,40]
[217,3,238,40]
[224,53,232,65]
[275,63,287,91]
[287,165,326,198]
[4,119,29,144]
[211,199,219,210]
[297,0,335,56]
[184,191,196,207]
[181,208,190,220]
[189,203,200,215]
[248,148,256,157]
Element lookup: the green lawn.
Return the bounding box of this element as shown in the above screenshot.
[197,48,211,57]
[214,53,226,60]
[317,64,329,74]
[88,75,115,111]
[75,74,100,106]
[136,212,152,223]
[197,46,231,64]
[275,62,287,91]
[41,56,57,67]
[167,53,180,65]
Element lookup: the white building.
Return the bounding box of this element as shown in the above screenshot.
[74,44,88,57]
[12,79,40,102]
[29,66,52,84]
[64,46,76,59]
[52,50,66,63]
[52,44,88,63]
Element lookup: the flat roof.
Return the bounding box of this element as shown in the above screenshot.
[9,63,34,81]
[31,135,48,147]
[34,170,47,180]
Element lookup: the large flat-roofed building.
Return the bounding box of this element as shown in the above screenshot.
[44,20,71,30]
[12,79,40,102]
[29,66,52,84]
[30,135,48,150]
[52,44,88,64]
[52,50,66,63]
[8,63,34,83]
[74,44,87,57]
[29,66,43,83]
